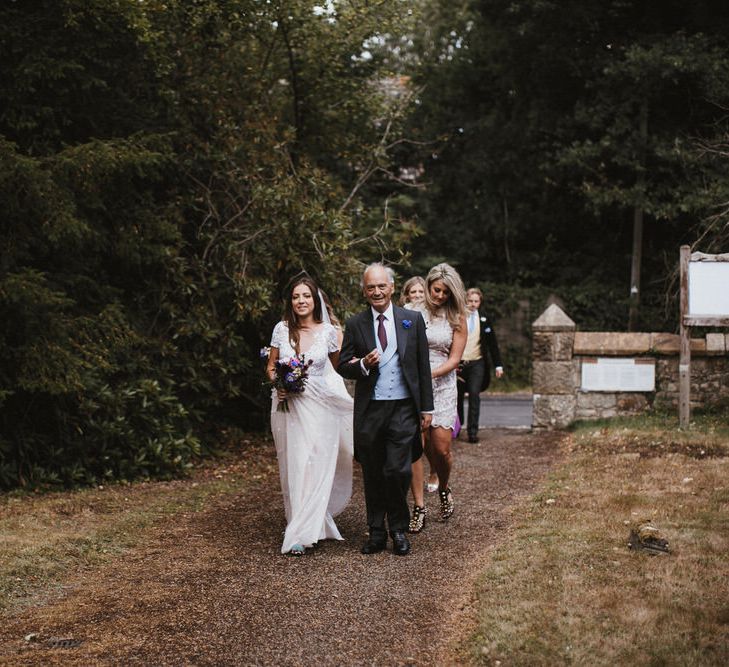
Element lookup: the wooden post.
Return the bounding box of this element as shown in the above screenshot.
[679,245,691,428]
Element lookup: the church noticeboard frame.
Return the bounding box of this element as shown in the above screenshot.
[679,246,729,427]
[687,260,729,321]
[581,357,655,392]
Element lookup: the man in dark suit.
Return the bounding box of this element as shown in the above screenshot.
[337,263,433,556]
[457,287,504,443]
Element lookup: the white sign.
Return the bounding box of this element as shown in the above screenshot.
[689,262,729,316]
[581,358,655,392]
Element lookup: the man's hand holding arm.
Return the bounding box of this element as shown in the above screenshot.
[337,324,362,379]
[361,348,380,374]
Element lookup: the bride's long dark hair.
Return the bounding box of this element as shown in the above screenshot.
[283,275,323,354]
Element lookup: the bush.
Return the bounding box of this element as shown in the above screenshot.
[478,280,677,388]
[0,378,199,490]
[0,0,417,489]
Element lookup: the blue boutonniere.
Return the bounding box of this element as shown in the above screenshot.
[402,319,412,329]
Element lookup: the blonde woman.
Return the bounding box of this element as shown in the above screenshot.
[409,263,467,531]
[402,274,439,495]
[399,276,426,308]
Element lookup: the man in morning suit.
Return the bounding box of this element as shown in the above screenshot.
[337,263,433,556]
[457,287,504,443]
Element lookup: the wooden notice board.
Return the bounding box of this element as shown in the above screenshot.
[679,246,729,427]
[581,357,656,392]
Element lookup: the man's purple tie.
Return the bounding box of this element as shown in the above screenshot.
[377,313,388,350]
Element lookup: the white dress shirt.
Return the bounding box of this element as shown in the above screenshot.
[360,302,395,375]
[371,302,396,354]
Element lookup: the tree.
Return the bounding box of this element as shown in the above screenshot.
[555,31,729,328]
[403,0,729,328]
[0,0,419,489]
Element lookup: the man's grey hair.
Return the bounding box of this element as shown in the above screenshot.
[361,262,395,288]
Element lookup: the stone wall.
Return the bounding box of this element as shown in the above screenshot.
[532,305,729,428]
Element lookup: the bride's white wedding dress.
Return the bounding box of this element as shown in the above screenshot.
[270,321,353,553]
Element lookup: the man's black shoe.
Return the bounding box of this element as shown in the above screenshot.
[468,435,479,443]
[390,530,411,556]
[361,538,386,554]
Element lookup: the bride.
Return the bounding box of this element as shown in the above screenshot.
[266,275,353,555]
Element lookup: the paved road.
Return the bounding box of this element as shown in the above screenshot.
[464,392,533,429]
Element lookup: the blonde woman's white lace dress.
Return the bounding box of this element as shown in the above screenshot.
[269,321,353,554]
[415,306,457,430]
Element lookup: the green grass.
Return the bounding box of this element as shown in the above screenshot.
[571,409,729,434]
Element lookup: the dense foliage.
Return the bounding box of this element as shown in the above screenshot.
[403,0,729,330]
[0,0,416,489]
[1,1,727,489]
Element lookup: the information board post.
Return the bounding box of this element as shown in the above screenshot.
[679,245,729,428]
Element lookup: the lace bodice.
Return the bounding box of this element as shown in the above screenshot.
[413,305,453,362]
[413,305,457,429]
[270,321,339,377]
[423,310,454,362]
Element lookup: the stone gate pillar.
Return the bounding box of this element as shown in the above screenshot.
[532,304,577,428]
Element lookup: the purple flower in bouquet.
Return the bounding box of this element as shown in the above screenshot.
[272,354,313,412]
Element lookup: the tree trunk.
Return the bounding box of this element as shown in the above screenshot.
[503,196,511,267]
[628,102,648,331]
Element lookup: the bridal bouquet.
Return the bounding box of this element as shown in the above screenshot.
[271,355,313,412]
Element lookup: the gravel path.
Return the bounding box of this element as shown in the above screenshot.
[0,430,563,666]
